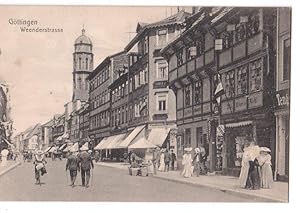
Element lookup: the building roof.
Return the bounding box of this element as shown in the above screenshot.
[161,7,232,57]
[75,28,92,45]
[124,10,191,52]
[88,50,126,80]
[24,123,41,140]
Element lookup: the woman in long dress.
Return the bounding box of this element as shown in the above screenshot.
[181,148,193,178]
[239,144,250,188]
[257,148,273,188]
[246,142,261,190]
[158,150,165,171]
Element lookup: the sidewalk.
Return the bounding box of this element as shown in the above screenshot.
[95,162,288,202]
[0,160,21,177]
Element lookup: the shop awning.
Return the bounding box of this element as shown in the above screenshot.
[62,132,69,139]
[48,146,58,153]
[63,143,74,152]
[128,138,157,149]
[56,135,63,141]
[225,121,253,128]
[118,125,145,148]
[71,142,79,152]
[147,127,170,147]
[94,137,108,150]
[107,133,127,149]
[58,143,67,151]
[80,142,89,151]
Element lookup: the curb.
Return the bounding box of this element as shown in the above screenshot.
[96,163,286,202]
[0,161,21,177]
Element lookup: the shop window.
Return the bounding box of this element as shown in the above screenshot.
[236,65,248,95]
[194,80,202,105]
[224,71,235,98]
[249,59,262,92]
[157,61,168,80]
[283,39,291,81]
[185,84,192,107]
[185,128,192,148]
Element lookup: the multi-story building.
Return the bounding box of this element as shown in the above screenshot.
[40,119,54,150]
[274,7,291,182]
[162,7,278,174]
[88,51,127,147]
[95,11,190,158]
[78,103,90,147]
[52,114,65,144]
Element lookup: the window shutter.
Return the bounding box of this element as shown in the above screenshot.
[189,46,197,56]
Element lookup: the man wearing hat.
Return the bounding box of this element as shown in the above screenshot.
[65,147,80,187]
[78,147,94,188]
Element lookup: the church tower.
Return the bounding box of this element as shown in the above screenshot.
[72,28,93,102]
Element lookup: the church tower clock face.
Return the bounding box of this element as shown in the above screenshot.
[72,28,94,102]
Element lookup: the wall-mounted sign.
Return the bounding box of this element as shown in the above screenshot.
[275,89,290,109]
[153,80,168,89]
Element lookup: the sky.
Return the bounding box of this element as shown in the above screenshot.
[0,5,191,134]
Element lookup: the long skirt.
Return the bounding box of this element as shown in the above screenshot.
[261,164,273,188]
[182,163,193,178]
[239,163,249,188]
[246,160,261,190]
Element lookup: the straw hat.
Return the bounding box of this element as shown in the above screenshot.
[260,147,271,153]
[36,150,44,155]
[184,147,193,152]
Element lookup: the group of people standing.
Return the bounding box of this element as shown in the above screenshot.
[152,148,177,173]
[181,146,207,178]
[239,141,273,189]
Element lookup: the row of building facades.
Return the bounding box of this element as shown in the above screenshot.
[13,7,290,181]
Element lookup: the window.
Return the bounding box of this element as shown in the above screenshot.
[196,127,203,148]
[235,23,246,43]
[249,59,262,92]
[78,77,82,89]
[194,80,202,105]
[144,65,148,84]
[185,128,191,148]
[157,29,167,46]
[134,103,140,117]
[196,39,204,56]
[185,84,192,106]
[247,13,260,37]
[283,39,291,81]
[85,58,88,70]
[224,71,235,98]
[177,49,184,66]
[157,61,168,80]
[79,57,82,70]
[157,94,168,112]
[187,45,196,60]
[236,65,248,95]
[220,31,233,49]
[129,78,133,93]
[144,36,148,54]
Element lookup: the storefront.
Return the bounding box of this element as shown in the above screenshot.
[274,89,289,181]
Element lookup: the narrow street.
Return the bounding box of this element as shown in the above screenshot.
[0,160,260,202]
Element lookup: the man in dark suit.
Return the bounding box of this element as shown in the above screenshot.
[65,148,80,187]
[78,147,94,188]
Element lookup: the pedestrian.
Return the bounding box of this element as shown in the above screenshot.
[170,149,176,171]
[78,147,94,188]
[65,148,80,187]
[257,147,273,188]
[246,141,261,190]
[182,147,193,178]
[164,149,171,172]
[239,142,251,188]
[152,147,160,175]
[128,150,132,165]
[193,148,201,177]
[158,149,165,172]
